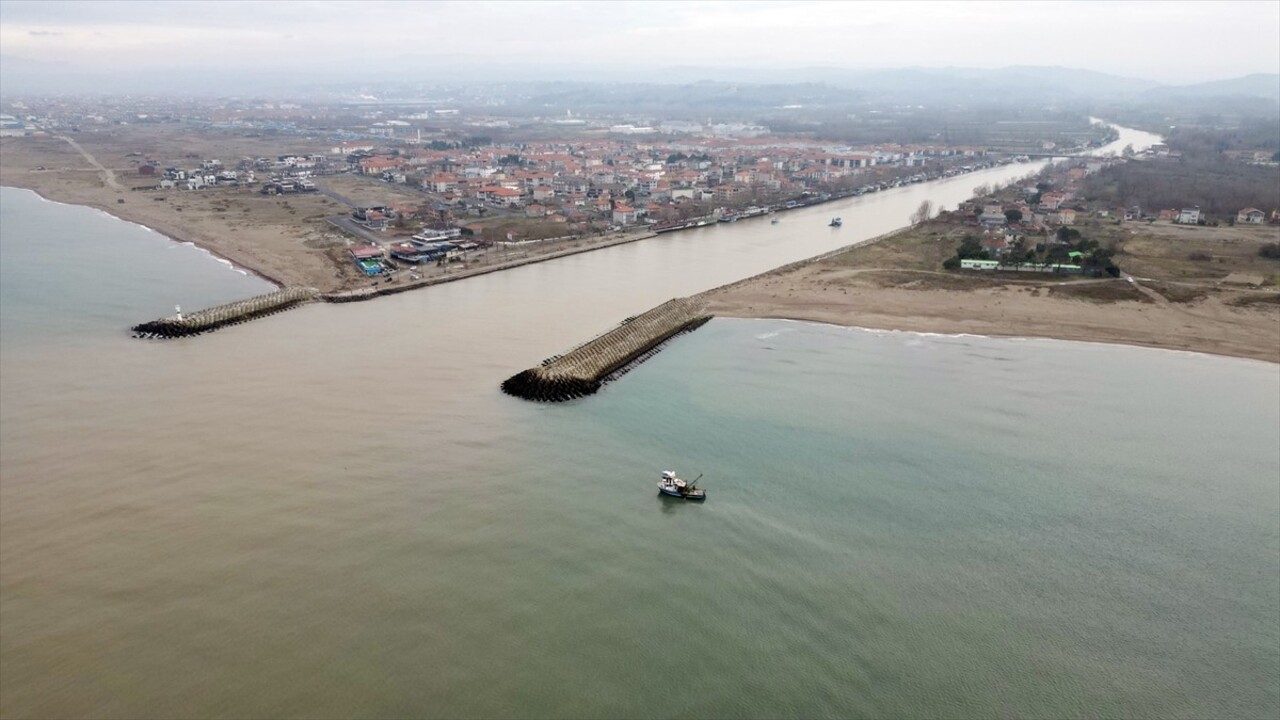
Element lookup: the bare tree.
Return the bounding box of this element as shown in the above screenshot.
[910,199,933,226]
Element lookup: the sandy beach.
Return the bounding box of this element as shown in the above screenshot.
[701,225,1280,364]
[1,133,356,289]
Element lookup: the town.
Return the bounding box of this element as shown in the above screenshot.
[2,86,1274,299]
[1,93,1119,290]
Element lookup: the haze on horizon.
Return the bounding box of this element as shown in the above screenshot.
[0,0,1277,95]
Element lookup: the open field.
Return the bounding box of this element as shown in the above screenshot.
[314,174,429,209]
[703,219,1280,363]
[1110,221,1280,286]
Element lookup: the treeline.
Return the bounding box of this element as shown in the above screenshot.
[1167,120,1280,160]
[768,108,1105,147]
[1081,159,1279,217]
[943,230,1119,276]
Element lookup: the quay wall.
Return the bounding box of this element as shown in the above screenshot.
[323,231,657,303]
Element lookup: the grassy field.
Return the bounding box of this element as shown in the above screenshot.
[826,217,1280,290]
[1107,221,1280,286]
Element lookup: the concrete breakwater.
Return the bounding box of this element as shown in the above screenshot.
[501,297,712,402]
[132,286,320,338]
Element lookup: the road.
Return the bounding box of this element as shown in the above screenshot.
[56,135,121,190]
[327,215,390,245]
[313,183,361,209]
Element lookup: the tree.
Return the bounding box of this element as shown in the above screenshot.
[954,235,987,260]
[973,183,992,198]
[909,200,933,225]
[1004,209,1023,223]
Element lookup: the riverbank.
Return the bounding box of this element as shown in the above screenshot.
[698,224,1280,364]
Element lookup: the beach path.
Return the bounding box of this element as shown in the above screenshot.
[56,135,121,191]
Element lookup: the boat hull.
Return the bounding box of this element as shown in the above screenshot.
[658,485,706,501]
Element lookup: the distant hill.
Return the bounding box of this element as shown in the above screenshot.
[1141,73,1280,102]
[642,65,1276,108]
[0,56,1274,114]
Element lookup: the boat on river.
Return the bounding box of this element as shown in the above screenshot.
[829,217,843,227]
[658,470,706,501]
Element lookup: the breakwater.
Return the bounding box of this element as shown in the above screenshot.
[131,286,319,338]
[501,297,712,402]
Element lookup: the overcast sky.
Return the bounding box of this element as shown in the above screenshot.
[1,0,1277,84]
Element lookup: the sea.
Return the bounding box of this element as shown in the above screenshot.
[2,123,1278,719]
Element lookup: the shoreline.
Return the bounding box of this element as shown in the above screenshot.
[0,184,288,288]
[712,315,1280,367]
[8,185,1273,365]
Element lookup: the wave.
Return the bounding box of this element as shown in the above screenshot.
[723,316,1273,365]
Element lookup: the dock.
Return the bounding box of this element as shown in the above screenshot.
[131,286,320,338]
[501,297,712,402]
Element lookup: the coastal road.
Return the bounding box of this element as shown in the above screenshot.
[327,215,389,245]
[313,183,361,209]
[55,135,121,191]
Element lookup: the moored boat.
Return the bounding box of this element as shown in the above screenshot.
[658,470,706,501]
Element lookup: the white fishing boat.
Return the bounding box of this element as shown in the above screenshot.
[829,217,843,227]
[658,470,706,501]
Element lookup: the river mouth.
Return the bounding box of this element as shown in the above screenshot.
[12,123,1270,720]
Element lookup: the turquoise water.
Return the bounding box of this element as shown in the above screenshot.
[2,171,1278,719]
[501,320,1280,718]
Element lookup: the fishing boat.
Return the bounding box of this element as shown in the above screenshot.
[658,470,706,501]
[770,214,780,224]
[829,217,843,227]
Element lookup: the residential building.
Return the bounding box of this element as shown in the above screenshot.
[1237,208,1266,224]
[612,203,639,225]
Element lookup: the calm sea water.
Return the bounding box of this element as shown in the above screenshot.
[3,122,1278,720]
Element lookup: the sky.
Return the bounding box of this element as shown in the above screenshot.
[1,0,1277,87]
